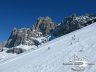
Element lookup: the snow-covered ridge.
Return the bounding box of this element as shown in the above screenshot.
[0,22,96,72]
[5,14,96,49]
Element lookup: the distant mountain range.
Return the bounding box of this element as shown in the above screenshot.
[5,13,96,49]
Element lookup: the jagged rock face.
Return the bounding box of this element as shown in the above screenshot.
[5,28,31,48]
[32,17,56,36]
[53,14,96,36]
[5,17,56,48]
[5,15,96,48]
[6,28,41,48]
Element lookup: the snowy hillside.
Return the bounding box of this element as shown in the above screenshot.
[0,22,96,72]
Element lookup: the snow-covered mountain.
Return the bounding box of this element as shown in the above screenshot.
[53,14,96,36]
[0,22,96,72]
[4,14,96,53]
[5,16,56,48]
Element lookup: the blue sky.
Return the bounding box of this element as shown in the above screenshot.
[0,0,96,42]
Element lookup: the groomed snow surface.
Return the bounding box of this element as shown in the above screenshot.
[0,23,96,72]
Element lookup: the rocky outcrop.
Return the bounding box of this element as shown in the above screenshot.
[6,48,26,54]
[53,14,96,36]
[5,17,56,48]
[5,14,96,48]
[32,16,57,36]
[6,28,30,47]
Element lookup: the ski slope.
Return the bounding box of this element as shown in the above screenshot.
[0,23,96,72]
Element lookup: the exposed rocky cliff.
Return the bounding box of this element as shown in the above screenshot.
[5,14,96,48]
[52,14,96,36]
[32,16,57,35]
[5,17,56,48]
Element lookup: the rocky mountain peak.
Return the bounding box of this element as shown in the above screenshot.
[37,16,52,23]
[5,28,31,48]
[12,27,18,36]
[32,16,56,35]
[5,14,96,48]
[52,14,96,36]
[5,16,56,48]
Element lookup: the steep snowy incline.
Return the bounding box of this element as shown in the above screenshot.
[0,23,96,72]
